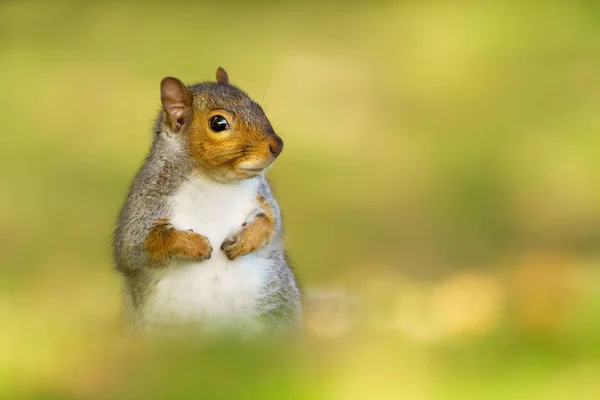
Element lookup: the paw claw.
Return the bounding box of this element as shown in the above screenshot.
[220,237,237,250]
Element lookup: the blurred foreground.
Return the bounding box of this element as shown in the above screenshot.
[2,0,600,398]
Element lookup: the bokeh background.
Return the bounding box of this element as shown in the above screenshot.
[2,0,600,398]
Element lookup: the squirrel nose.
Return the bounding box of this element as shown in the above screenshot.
[269,136,284,157]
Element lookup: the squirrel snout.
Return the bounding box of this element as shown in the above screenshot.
[269,136,284,157]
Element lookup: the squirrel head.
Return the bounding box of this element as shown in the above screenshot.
[159,67,284,182]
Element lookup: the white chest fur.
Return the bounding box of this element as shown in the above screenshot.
[142,175,271,327]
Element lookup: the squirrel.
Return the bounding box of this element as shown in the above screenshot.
[113,67,301,334]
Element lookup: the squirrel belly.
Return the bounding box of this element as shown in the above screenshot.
[139,175,272,329]
[170,174,262,252]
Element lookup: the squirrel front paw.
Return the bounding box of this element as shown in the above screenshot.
[220,213,274,261]
[176,229,213,260]
[145,218,213,262]
[220,232,246,261]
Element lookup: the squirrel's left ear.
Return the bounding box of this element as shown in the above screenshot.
[216,67,229,85]
[160,77,193,133]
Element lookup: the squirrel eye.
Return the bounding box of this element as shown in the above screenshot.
[209,115,230,132]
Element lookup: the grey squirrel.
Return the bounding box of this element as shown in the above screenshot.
[113,67,301,333]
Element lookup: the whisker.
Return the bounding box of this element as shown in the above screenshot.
[180,169,209,186]
[179,161,222,185]
[206,144,263,162]
[209,150,246,160]
[261,70,274,107]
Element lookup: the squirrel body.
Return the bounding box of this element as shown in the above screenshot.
[114,68,300,333]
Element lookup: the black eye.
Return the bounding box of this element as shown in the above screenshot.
[210,115,230,132]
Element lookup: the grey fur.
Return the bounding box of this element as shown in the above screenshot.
[113,80,300,332]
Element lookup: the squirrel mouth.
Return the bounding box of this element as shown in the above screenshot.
[234,159,274,176]
[237,167,264,173]
[235,161,272,173]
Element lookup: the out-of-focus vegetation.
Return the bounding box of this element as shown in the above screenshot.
[2,0,600,398]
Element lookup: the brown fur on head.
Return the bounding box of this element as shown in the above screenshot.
[160,67,283,182]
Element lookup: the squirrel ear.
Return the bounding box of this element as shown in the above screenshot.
[216,67,229,85]
[160,77,193,133]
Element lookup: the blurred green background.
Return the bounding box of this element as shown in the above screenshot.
[2,0,600,398]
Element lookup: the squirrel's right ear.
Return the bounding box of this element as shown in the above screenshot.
[160,77,193,133]
[216,67,229,85]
